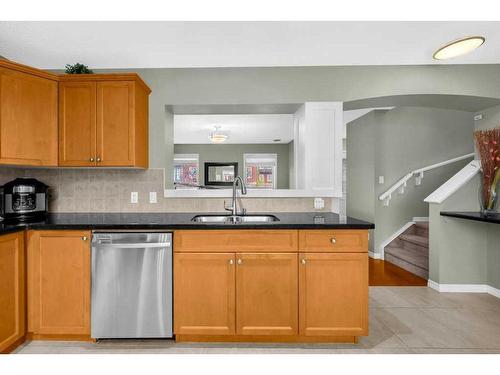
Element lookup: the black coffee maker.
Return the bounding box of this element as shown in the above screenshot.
[0,178,49,222]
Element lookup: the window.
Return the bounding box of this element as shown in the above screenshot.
[173,154,199,189]
[244,154,277,189]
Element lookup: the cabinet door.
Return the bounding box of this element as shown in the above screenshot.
[0,232,25,353]
[58,82,97,166]
[236,253,298,336]
[299,253,368,336]
[0,67,58,166]
[28,230,91,335]
[174,253,235,335]
[96,81,135,166]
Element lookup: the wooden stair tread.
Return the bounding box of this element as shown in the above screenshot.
[415,221,429,228]
[385,246,429,270]
[399,234,429,247]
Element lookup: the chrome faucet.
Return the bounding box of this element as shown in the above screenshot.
[225,176,247,216]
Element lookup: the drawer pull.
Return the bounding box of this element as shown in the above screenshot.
[237,259,242,265]
[330,237,337,244]
[301,259,306,265]
[229,259,234,265]
[82,236,88,241]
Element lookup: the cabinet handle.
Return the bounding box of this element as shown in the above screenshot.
[82,236,88,241]
[237,259,242,265]
[229,259,234,265]
[301,259,306,265]
[331,237,337,244]
[90,157,94,162]
[96,157,101,162]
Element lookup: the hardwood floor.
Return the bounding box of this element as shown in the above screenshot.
[369,258,427,286]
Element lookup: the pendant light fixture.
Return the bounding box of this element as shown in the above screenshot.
[208,126,228,144]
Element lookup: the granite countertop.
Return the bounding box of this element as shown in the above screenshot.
[440,211,500,224]
[0,212,374,235]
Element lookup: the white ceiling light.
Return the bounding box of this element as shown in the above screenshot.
[433,36,485,60]
[208,126,228,143]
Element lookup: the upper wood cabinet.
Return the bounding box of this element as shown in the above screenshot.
[27,230,91,336]
[0,62,58,166]
[58,82,97,166]
[59,75,150,168]
[0,232,25,353]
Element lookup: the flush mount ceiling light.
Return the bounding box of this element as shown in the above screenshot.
[208,126,228,143]
[433,36,485,60]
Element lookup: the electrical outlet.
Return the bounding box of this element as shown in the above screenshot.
[314,197,325,210]
[378,176,385,184]
[131,192,138,204]
[149,191,157,204]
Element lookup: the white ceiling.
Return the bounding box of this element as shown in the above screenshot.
[174,114,294,144]
[1,21,500,69]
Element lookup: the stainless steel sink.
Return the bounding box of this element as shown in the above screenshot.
[191,214,280,224]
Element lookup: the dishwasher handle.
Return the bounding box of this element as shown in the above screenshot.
[93,242,171,249]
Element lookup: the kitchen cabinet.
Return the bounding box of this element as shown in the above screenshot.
[27,230,91,337]
[235,253,298,336]
[299,252,368,336]
[58,75,150,168]
[0,232,25,353]
[0,61,58,166]
[174,253,236,335]
[173,229,368,343]
[299,229,368,253]
[58,82,97,166]
[174,230,298,253]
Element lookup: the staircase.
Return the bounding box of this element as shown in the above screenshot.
[384,221,429,279]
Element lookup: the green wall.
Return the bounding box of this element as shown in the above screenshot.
[347,106,474,254]
[173,143,290,189]
[347,111,376,251]
[428,104,500,289]
[85,64,500,187]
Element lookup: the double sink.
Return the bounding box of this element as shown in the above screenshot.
[191,214,280,224]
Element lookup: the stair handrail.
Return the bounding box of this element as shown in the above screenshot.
[378,153,475,204]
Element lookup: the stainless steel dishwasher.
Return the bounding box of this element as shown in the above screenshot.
[91,231,173,339]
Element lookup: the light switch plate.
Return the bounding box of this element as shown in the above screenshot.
[131,192,138,204]
[149,191,157,204]
[314,197,325,209]
[378,176,385,184]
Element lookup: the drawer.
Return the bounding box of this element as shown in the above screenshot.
[298,230,368,253]
[174,230,298,253]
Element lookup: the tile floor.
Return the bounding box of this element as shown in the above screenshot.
[14,287,500,354]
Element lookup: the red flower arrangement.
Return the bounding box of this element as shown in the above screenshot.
[474,127,500,213]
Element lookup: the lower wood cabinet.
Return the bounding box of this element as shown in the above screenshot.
[174,253,236,335]
[174,252,298,336]
[236,253,298,336]
[173,230,369,342]
[27,230,91,336]
[299,252,368,336]
[0,232,25,353]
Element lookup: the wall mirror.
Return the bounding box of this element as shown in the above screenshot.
[165,102,344,198]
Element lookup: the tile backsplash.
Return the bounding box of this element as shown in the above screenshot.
[0,167,346,214]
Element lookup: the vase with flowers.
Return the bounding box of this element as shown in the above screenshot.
[475,127,500,216]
